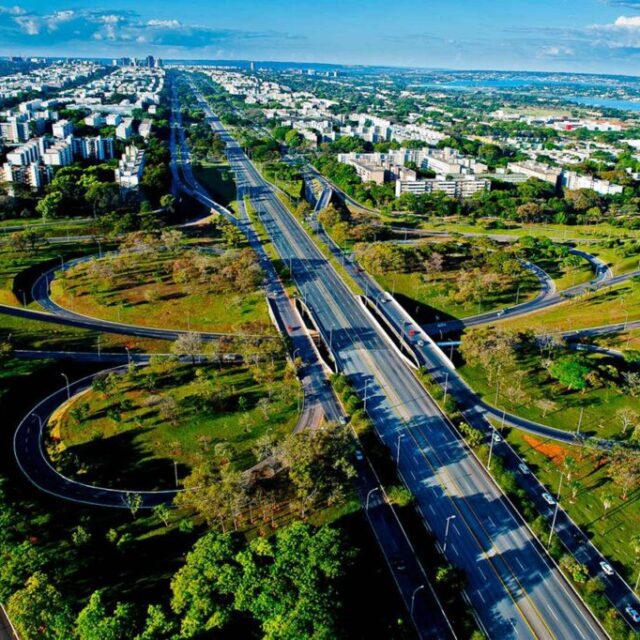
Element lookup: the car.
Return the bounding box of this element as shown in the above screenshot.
[338,416,348,426]
[625,606,640,624]
[542,492,556,506]
[417,339,425,347]
[496,309,505,317]
[518,463,530,475]
[354,449,364,462]
[390,555,406,572]
[600,561,615,576]
[436,322,447,328]
[492,432,502,443]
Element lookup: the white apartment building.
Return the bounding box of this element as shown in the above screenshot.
[42,137,73,166]
[138,119,152,139]
[52,119,73,138]
[85,113,106,128]
[395,177,490,199]
[115,145,145,190]
[506,160,563,186]
[6,139,42,165]
[72,136,114,161]
[562,171,624,196]
[116,117,134,140]
[2,162,48,191]
[0,115,30,143]
[106,113,122,126]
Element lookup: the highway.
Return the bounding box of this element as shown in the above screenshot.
[305,187,640,632]
[191,77,610,640]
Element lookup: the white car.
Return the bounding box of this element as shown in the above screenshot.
[600,561,615,576]
[625,606,640,624]
[542,492,556,506]
[355,449,364,462]
[518,463,530,475]
[492,432,502,443]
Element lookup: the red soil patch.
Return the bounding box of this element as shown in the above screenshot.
[523,434,570,466]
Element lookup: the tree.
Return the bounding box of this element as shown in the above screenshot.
[36,191,63,219]
[85,181,120,216]
[607,447,640,500]
[170,532,239,637]
[549,356,590,391]
[171,333,203,365]
[153,503,172,527]
[601,491,616,517]
[76,590,136,640]
[135,604,176,640]
[616,408,639,436]
[7,572,74,640]
[124,491,143,518]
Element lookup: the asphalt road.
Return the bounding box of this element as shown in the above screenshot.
[303,191,640,633]
[192,81,610,640]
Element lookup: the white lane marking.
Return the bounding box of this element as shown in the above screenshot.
[546,604,559,622]
[450,544,459,557]
[428,504,435,515]
[573,623,586,639]
[476,589,486,603]
[515,557,526,571]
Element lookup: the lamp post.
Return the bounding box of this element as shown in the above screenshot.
[396,432,406,465]
[410,584,425,617]
[366,486,380,511]
[443,515,456,553]
[547,471,565,548]
[61,372,70,401]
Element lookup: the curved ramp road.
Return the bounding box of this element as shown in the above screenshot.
[193,83,609,640]
[14,367,179,509]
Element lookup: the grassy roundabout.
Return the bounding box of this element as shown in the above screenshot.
[460,342,639,440]
[50,236,273,334]
[496,277,640,333]
[355,237,541,322]
[48,359,301,491]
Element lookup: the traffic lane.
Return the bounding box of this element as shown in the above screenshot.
[369,349,602,640]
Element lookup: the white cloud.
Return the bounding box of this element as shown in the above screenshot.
[15,15,39,35]
[614,15,640,27]
[539,45,575,57]
[147,19,181,28]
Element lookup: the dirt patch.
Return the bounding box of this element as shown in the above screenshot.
[523,434,569,466]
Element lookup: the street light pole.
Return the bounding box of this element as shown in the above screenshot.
[410,584,425,617]
[366,486,380,511]
[487,429,496,470]
[61,373,70,400]
[443,515,456,553]
[547,471,565,548]
[396,432,406,466]
[576,406,584,437]
[442,371,449,407]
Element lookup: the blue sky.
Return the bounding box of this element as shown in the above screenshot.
[2,0,640,75]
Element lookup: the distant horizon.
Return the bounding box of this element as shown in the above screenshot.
[6,54,640,82]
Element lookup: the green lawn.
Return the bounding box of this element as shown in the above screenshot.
[417,218,640,242]
[50,250,272,334]
[460,347,638,440]
[51,361,300,490]
[497,278,640,333]
[506,429,640,582]
[375,268,540,322]
[0,239,103,305]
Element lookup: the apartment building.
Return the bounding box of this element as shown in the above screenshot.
[395,177,490,198]
[42,137,73,166]
[506,160,563,187]
[115,145,145,190]
[72,136,114,161]
[52,119,73,138]
[116,117,134,140]
[6,139,42,165]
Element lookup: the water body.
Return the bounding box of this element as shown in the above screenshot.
[565,95,640,112]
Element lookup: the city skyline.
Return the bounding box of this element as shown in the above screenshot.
[1,0,640,75]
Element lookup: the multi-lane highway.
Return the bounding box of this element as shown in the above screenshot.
[190,77,610,640]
